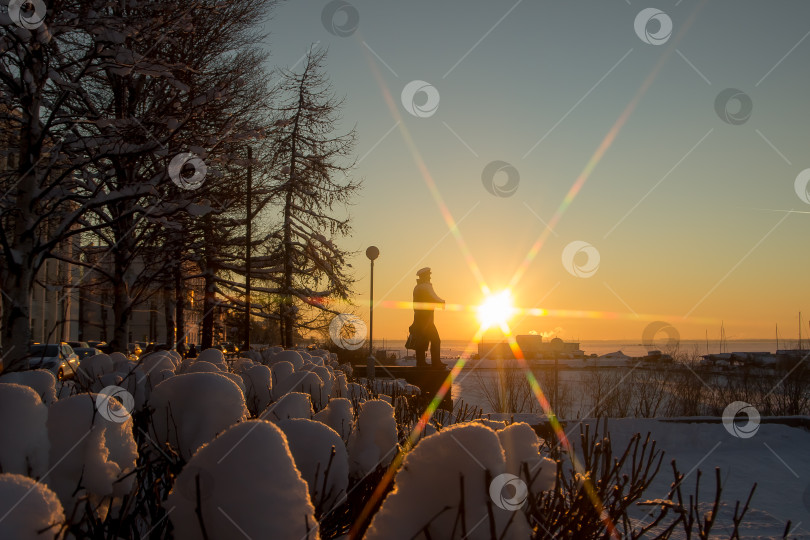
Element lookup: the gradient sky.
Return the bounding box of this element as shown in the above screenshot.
[263,0,810,342]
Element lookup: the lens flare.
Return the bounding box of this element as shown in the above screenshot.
[477,290,515,329]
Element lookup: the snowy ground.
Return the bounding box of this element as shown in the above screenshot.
[486,414,810,538]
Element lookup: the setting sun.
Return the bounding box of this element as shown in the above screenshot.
[476,290,516,330]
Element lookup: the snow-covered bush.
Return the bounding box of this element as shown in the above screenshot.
[278,418,349,511]
[220,371,247,395]
[364,422,529,540]
[196,347,226,367]
[497,422,555,494]
[0,473,64,540]
[233,357,254,372]
[109,352,129,367]
[270,360,295,400]
[331,371,349,399]
[313,397,354,442]
[150,373,248,460]
[311,365,334,398]
[293,371,326,410]
[347,399,398,478]
[77,353,114,390]
[476,417,508,430]
[165,420,319,539]
[261,391,313,421]
[46,393,137,516]
[260,346,283,365]
[0,383,49,477]
[57,380,77,400]
[274,349,304,370]
[346,382,368,402]
[184,360,221,373]
[0,369,57,405]
[241,364,272,416]
[243,350,262,363]
[139,352,177,375]
[166,350,182,364]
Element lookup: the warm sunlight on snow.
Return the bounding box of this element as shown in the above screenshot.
[476,290,516,330]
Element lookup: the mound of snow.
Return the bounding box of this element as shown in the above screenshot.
[166,420,318,539]
[274,350,303,370]
[347,400,398,478]
[166,350,182,364]
[313,397,354,442]
[243,350,262,363]
[346,382,368,402]
[220,372,246,395]
[109,352,128,365]
[197,347,225,366]
[273,368,325,408]
[0,473,64,540]
[112,357,136,373]
[57,381,76,400]
[278,419,349,510]
[364,423,529,540]
[150,373,248,459]
[118,364,175,412]
[260,346,283,365]
[293,371,326,410]
[46,394,137,515]
[476,418,508,431]
[270,361,295,400]
[139,352,177,374]
[184,360,221,373]
[261,392,313,422]
[0,383,49,477]
[241,364,272,416]
[331,372,349,399]
[233,358,254,372]
[497,423,555,494]
[0,369,57,405]
[311,366,334,397]
[77,353,114,390]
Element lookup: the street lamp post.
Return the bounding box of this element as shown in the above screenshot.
[244,147,252,352]
[366,246,379,378]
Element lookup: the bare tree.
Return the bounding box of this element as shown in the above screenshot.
[0,0,189,368]
[263,47,360,347]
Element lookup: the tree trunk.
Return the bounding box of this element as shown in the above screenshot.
[201,217,215,350]
[164,278,176,348]
[1,42,46,371]
[201,272,215,350]
[109,218,133,353]
[174,251,186,355]
[111,275,131,353]
[0,269,34,371]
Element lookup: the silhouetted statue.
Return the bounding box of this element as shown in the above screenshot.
[409,267,445,368]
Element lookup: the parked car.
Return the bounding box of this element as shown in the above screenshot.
[67,341,89,349]
[28,343,79,380]
[86,340,107,349]
[73,347,102,360]
[220,342,239,356]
